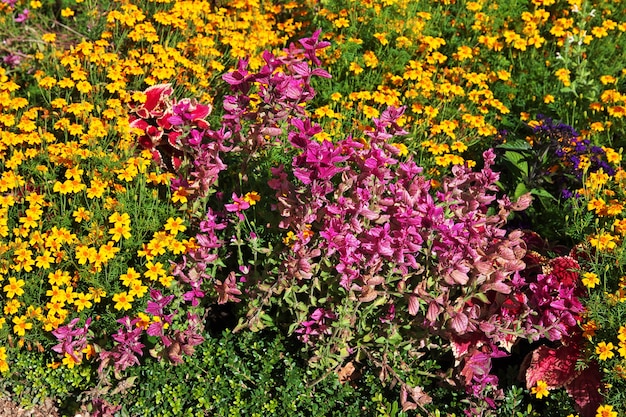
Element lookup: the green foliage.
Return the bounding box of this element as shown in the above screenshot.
[93,330,405,417]
[0,350,94,414]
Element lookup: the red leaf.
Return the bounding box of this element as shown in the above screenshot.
[524,344,579,390]
[564,364,603,417]
[407,295,419,316]
[450,312,469,333]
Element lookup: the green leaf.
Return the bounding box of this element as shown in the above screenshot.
[496,139,532,151]
[514,182,529,199]
[530,187,557,201]
[503,151,529,177]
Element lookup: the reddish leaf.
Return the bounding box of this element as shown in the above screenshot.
[451,312,469,333]
[451,337,474,359]
[407,295,419,316]
[524,344,579,390]
[565,364,603,417]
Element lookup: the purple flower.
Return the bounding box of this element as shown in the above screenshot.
[2,54,22,67]
[14,8,29,22]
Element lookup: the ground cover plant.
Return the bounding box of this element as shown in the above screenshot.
[1,0,626,416]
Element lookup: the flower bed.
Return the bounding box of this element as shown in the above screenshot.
[1,0,626,416]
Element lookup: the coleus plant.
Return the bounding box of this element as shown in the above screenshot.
[520,235,602,417]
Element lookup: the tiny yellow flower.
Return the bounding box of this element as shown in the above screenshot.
[73,207,91,223]
[582,272,600,289]
[531,380,549,399]
[3,277,25,298]
[42,33,56,42]
[164,217,187,235]
[243,192,261,206]
[61,7,74,17]
[596,404,618,417]
[112,292,134,311]
[12,315,32,336]
[595,341,615,361]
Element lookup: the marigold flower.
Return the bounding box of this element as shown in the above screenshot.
[363,51,378,68]
[109,223,131,242]
[582,272,600,289]
[531,380,549,399]
[41,33,56,42]
[596,404,618,417]
[61,7,74,17]
[589,232,618,251]
[4,299,21,315]
[595,341,615,361]
[113,292,134,311]
[12,315,32,336]
[164,217,187,235]
[3,277,25,298]
[120,267,141,286]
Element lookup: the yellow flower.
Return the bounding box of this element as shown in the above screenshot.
[333,17,350,28]
[62,353,80,368]
[4,299,21,315]
[164,217,187,235]
[88,287,106,303]
[595,341,615,361]
[128,280,148,298]
[589,233,618,251]
[596,404,618,417]
[159,275,174,287]
[391,143,408,157]
[363,105,379,119]
[363,51,379,68]
[531,380,549,399]
[112,292,134,311]
[58,78,75,89]
[450,141,468,152]
[75,245,95,265]
[349,62,363,75]
[73,207,91,223]
[12,315,32,336]
[0,347,8,372]
[587,198,607,214]
[35,251,54,269]
[171,188,189,204]
[603,147,621,164]
[61,7,74,17]
[136,312,151,329]
[120,267,141,286]
[42,33,56,43]
[108,222,131,242]
[555,68,571,86]
[38,76,57,89]
[74,293,93,312]
[243,192,261,206]
[3,277,25,298]
[619,326,626,342]
[544,94,555,104]
[582,272,600,289]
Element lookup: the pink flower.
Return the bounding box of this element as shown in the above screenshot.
[224,193,251,213]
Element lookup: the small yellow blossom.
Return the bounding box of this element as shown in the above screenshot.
[112,292,134,311]
[531,380,549,399]
[582,272,600,289]
[596,404,618,417]
[595,341,615,361]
